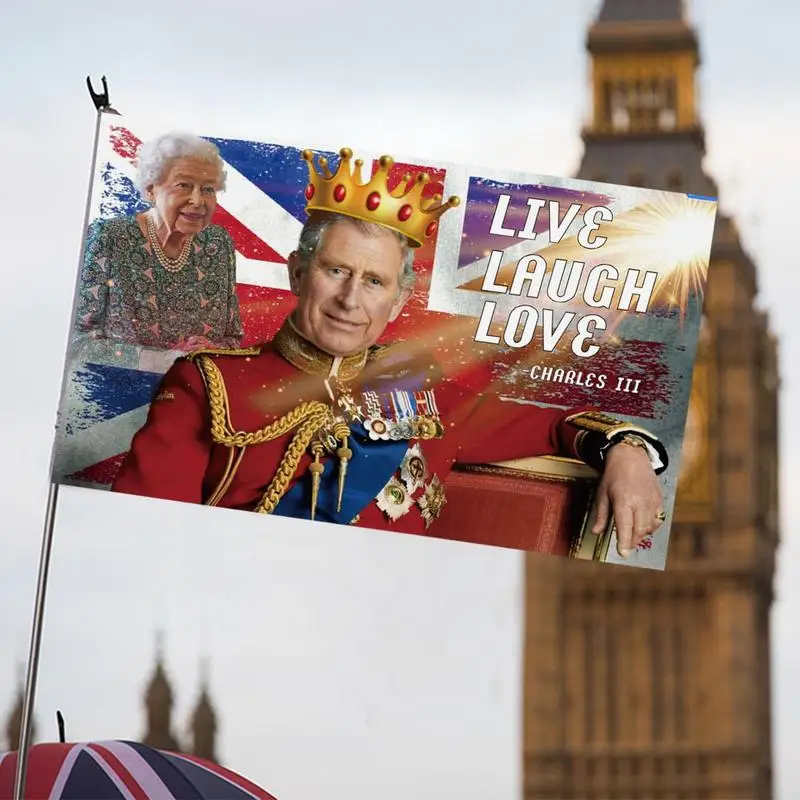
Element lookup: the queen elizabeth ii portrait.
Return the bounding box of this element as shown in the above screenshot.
[72,132,244,371]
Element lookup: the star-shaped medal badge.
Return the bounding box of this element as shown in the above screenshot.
[400,444,428,494]
[337,390,364,423]
[417,475,447,529]
[376,475,414,522]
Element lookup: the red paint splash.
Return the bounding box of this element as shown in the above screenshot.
[488,337,672,418]
[68,451,128,485]
[109,126,142,160]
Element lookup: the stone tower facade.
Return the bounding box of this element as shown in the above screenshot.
[523,2,779,799]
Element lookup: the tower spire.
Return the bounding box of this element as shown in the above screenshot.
[155,629,165,661]
[141,632,181,752]
[190,657,218,763]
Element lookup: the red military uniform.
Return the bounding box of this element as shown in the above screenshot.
[112,317,665,536]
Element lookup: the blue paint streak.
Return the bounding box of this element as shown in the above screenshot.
[204,138,340,223]
[99,162,148,219]
[72,363,163,425]
[686,193,717,202]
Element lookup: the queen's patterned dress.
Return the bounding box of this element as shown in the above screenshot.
[73,216,244,361]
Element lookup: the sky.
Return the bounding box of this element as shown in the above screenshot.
[0,0,798,798]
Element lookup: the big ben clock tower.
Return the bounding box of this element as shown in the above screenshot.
[523,2,780,799]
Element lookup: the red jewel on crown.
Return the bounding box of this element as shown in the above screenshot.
[366,191,381,211]
[425,221,438,237]
[305,184,315,201]
[398,204,413,222]
[333,184,346,202]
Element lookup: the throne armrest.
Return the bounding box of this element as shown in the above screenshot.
[437,456,614,560]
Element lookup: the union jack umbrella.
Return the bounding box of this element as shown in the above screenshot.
[0,741,279,799]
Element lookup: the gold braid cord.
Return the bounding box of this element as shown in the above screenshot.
[194,354,335,514]
[186,345,262,363]
[252,413,331,515]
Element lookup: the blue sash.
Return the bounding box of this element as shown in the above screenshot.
[272,420,408,525]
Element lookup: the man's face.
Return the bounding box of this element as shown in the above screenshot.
[288,222,413,357]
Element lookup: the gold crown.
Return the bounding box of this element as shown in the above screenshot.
[301,147,460,247]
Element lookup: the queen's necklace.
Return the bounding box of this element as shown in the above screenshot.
[146,214,194,273]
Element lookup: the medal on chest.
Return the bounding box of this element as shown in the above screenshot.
[373,443,447,528]
[361,387,444,442]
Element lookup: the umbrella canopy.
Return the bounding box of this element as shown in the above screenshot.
[0,741,279,799]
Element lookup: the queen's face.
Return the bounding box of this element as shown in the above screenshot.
[148,157,222,235]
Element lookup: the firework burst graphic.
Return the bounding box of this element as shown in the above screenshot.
[605,193,715,319]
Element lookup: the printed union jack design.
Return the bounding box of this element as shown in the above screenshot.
[0,740,278,799]
[51,120,447,491]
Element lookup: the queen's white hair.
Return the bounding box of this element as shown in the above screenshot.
[135,132,227,199]
[295,212,416,293]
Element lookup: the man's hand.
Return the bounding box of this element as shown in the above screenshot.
[591,441,665,558]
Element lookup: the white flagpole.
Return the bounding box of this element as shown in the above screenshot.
[13,78,119,799]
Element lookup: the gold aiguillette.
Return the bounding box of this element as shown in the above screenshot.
[333,422,353,513]
[309,440,325,520]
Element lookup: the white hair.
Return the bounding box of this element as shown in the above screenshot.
[295,212,416,292]
[135,132,227,199]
